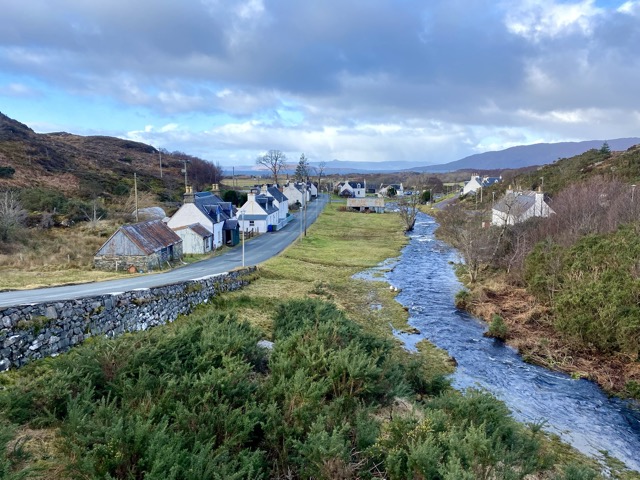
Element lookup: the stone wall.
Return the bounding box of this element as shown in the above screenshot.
[0,267,256,371]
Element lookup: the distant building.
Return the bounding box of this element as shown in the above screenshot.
[339,180,366,198]
[462,174,501,195]
[94,220,182,271]
[283,182,308,207]
[378,183,404,197]
[347,197,385,213]
[491,189,554,226]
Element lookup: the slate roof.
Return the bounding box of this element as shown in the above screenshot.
[267,185,288,203]
[482,177,501,187]
[223,219,238,230]
[493,191,537,214]
[348,181,364,189]
[255,194,279,215]
[193,191,227,222]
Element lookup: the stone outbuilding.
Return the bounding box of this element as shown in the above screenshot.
[94,220,183,271]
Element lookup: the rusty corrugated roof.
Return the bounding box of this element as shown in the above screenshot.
[121,219,182,255]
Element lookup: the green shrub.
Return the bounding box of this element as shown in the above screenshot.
[455,289,471,309]
[486,314,508,340]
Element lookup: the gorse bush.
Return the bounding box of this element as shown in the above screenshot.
[0,299,569,478]
[525,225,640,356]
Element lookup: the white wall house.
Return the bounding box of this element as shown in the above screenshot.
[379,183,404,197]
[491,190,553,226]
[167,187,225,250]
[306,182,318,198]
[462,174,501,195]
[283,183,307,207]
[237,192,279,233]
[172,224,213,254]
[339,181,366,198]
[261,185,289,229]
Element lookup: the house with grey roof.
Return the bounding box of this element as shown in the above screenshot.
[462,174,501,195]
[261,184,289,228]
[283,182,308,207]
[338,180,367,198]
[237,192,280,233]
[491,189,553,226]
[167,186,228,250]
[94,220,183,271]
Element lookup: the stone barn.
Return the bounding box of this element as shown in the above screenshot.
[94,220,183,272]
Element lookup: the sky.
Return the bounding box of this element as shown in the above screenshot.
[1,0,639,167]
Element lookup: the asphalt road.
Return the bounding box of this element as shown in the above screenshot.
[0,195,329,308]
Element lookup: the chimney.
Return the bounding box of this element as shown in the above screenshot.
[183,185,195,204]
[211,183,220,196]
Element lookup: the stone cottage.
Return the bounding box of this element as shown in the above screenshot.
[94,219,183,271]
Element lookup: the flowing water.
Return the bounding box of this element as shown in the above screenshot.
[360,212,640,472]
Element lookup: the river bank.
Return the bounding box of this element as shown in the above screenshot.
[458,274,640,399]
[385,212,640,475]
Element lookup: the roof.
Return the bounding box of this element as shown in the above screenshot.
[267,185,288,202]
[482,177,501,186]
[348,181,364,188]
[255,194,279,214]
[173,223,212,238]
[98,220,181,256]
[493,191,538,214]
[223,219,238,230]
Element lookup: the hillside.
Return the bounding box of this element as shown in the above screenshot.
[0,111,219,202]
[413,138,640,173]
[505,143,640,195]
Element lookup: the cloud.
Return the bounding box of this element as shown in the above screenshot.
[0,0,638,166]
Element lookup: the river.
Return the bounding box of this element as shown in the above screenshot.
[361,212,640,472]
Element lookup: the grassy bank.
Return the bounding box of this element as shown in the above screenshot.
[0,204,628,478]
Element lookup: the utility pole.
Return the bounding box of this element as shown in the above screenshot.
[134,173,139,222]
[182,159,189,189]
[304,199,307,236]
[159,151,163,178]
[241,210,245,267]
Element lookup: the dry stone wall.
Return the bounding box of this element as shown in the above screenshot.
[0,267,256,371]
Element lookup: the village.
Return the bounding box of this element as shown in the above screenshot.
[92,173,554,274]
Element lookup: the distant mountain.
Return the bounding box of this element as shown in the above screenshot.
[409,138,640,173]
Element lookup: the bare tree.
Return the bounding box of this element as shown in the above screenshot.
[397,193,420,232]
[0,191,26,243]
[437,204,496,283]
[256,150,287,185]
[311,160,326,193]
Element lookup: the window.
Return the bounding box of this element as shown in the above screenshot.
[249,220,255,226]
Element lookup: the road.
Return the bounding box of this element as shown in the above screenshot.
[0,195,328,308]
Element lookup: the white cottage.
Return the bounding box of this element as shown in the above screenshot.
[491,190,553,226]
[283,182,308,207]
[237,192,279,233]
[339,181,366,198]
[462,174,501,195]
[166,187,225,250]
[261,185,289,229]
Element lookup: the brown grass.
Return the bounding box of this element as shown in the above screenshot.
[0,220,129,290]
[466,273,640,396]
